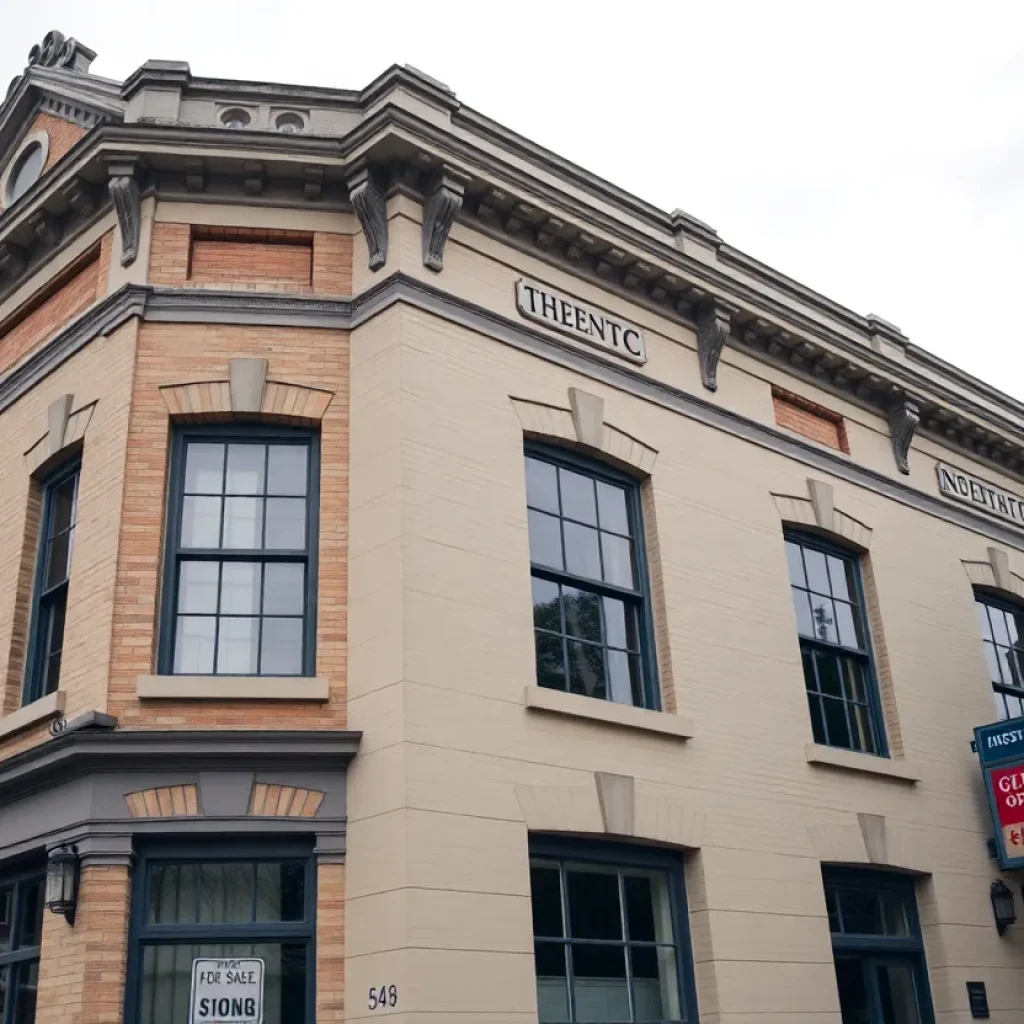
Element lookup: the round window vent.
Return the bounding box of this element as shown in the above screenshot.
[6,140,45,204]
[275,112,304,134]
[220,108,251,129]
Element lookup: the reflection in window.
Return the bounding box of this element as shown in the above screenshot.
[0,873,44,1024]
[975,596,1024,720]
[526,449,655,708]
[6,142,44,204]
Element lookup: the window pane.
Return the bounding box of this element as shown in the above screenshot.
[785,541,806,587]
[199,862,254,923]
[181,496,222,548]
[174,616,215,674]
[12,960,38,1024]
[992,609,1011,647]
[261,618,303,675]
[45,530,72,588]
[827,555,851,601]
[17,879,43,948]
[817,652,844,697]
[567,640,606,699]
[570,945,629,1023]
[597,481,630,535]
[0,886,11,950]
[564,522,601,580]
[148,864,199,924]
[984,640,1002,685]
[809,594,839,644]
[801,646,818,691]
[220,562,262,615]
[265,498,306,550]
[536,634,566,691]
[607,650,642,706]
[534,942,569,1023]
[525,458,559,515]
[808,692,827,744]
[563,587,601,642]
[876,962,922,1024]
[822,696,852,749]
[881,891,910,936]
[601,533,635,589]
[977,602,993,640]
[835,601,861,649]
[1009,610,1023,646]
[805,548,830,595]
[184,443,225,494]
[624,873,656,941]
[848,702,876,753]
[533,578,561,633]
[530,866,564,937]
[529,510,564,570]
[268,446,308,497]
[837,888,880,934]
[632,946,680,1022]
[223,497,264,549]
[225,444,266,495]
[178,561,219,614]
[826,887,841,933]
[217,617,259,674]
[792,588,814,637]
[42,593,67,659]
[603,597,635,651]
[559,469,597,525]
[49,477,77,536]
[1003,647,1024,690]
[567,868,621,939]
[264,563,305,616]
[255,862,306,922]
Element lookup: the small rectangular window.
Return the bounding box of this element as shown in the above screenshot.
[0,870,45,1024]
[973,594,1024,720]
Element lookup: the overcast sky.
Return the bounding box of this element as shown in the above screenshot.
[5,2,1024,398]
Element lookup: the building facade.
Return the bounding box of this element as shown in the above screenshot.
[1,28,1023,1024]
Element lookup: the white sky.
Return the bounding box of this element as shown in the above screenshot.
[5,2,1024,399]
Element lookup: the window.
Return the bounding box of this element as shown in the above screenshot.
[274,113,305,134]
[785,532,886,754]
[974,594,1024,720]
[526,446,657,708]
[6,142,44,205]
[161,430,318,676]
[219,108,251,129]
[126,847,314,1024]
[0,870,44,1024]
[24,462,79,705]
[529,840,697,1024]
[824,870,934,1024]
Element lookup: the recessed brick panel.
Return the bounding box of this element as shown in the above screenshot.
[772,387,849,453]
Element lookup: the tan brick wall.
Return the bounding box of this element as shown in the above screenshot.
[318,861,346,1023]
[2,477,41,715]
[772,387,849,453]
[32,112,88,172]
[148,222,191,286]
[107,321,349,729]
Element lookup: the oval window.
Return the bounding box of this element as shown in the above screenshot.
[275,112,304,134]
[7,141,44,203]
[220,108,251,129]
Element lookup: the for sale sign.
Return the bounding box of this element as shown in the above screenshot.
[189,958,264,1024]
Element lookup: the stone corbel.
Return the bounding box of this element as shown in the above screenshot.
[0,242,27,278]
[107,158,141,267]
[27,209,61,248]
[347,165,388,272]
[61,177,97,217]
[695,296,738,391]
[421,166,470,272]
[887,396,919,475]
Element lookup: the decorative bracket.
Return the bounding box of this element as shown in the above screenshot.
[28,210,61,248]
[0,242,27,278]
[421,166,469,272]
[107,159,141,268]
[887,396,919,475]
[61,178,97,217]
[695,296,737,391]
[347,165,388,272]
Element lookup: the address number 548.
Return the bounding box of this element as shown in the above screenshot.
[368,985,398,1010]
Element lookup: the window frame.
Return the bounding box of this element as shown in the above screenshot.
[158,425,321,677]
[23,458,80,706]
[0,864,45,1024]
[529,836,699,1024]
[785,529,889,757]
[123,841,317,1024]
[526,442,660,711]
[973,589,1024,720]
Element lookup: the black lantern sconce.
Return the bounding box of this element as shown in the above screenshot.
[990,879,1016,936]
[45,845,79,926]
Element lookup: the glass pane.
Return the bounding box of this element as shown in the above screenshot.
[822,696,852,749]
[16,879,43,948]
[785,541,806,587]
[567,868,621,939]
[49,477,77,536]
[835,601,862,649]
[848,702,876,753]
[808,692,827,744]
[220,562,262,615]
[184,443,225,494]
[976,602,993,640]
[601,533,635,589]
[181,496,222,548]
[264,563,305,616]
[876,962,922,1024]
[992,609,1011,647]
[43,651,62,696]
[199,863,254,923]
[45,530,71,588]
[564,522,601,580]
[174,616,215,674]
[1003,647,1024,690]
[530,866,563,937]
[536,634,566,691]
[841,659,870,703]
[178,561,219,614]
[12,960,38,1024]
[529,510,564,570]
[984,640,1002,685]
[632,946,680,1022]
[603,598,633,651]
[255,862,306,922]
[607,650,642,707]
[837,889,880,934]
[533,578,561,633]
[42,593,67,657]
[217,617,259,674]
[534,941,569,1023]
[570,944,629,1023]
[805,548,830,595]
[148,863,199,924]
[562,587,601,642]
[268,446,308,497]
[225,444,266,495]
[261,618,303,675]
[223,497,264,549]
[792,588,814,637]
[624,874,656,941]
[0,886,11,950]
[827,555,851,601]
[817,652,844,697]
[801,646,819,691]
[567,640,606,700]
[881,892,910,936]
[559,469,597,525]
[826,888,841,933]
[809,594,839,644]
[265,498,306,550]
[597,481,630,535]
[525,458,559,514]
[835,958,870,1024]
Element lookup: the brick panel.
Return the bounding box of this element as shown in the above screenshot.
[772,388,849,453]
[313,231,353,294]
[148,222,190,286]
[190,233,313,289]
[317,862,346,1023]
[31,111,88,172]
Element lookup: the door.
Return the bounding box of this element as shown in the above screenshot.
[836,955,924,1024]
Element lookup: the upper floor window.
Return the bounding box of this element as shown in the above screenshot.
[975,594,1024,720]
[785,532,886,755]
[161,429,319,677]
[24,462,79,705]
[6,141,44,205]
[526,445,657,709]
[0,870,44,1024]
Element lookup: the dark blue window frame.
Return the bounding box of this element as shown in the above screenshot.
[0,866,44,1024]
[123,842,316,1024]
[529,836,699,1024]
[973,590,1024,721]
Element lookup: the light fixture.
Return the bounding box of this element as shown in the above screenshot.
[45,845,79,925]
[990,879,1015,935]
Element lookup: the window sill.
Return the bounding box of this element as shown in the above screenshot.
[805,742,919,783]
[0,691,65,740]
[525,686,694,740]
[137,675,329,701]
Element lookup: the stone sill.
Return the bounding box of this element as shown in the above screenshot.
[0,691,65,741]
[525,686,694,740]
[805,742,920,783]
[137,675,329,701]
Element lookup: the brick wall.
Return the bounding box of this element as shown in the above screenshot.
[317,862,346,1023]
[2,478,40,716]
[0,113,87,216]
[772,387,849,453]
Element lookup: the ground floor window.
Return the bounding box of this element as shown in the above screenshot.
[125,845,314,1024]
[529,838,698,1024]
[825,869,934,1024]
[0,869,44,1024]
